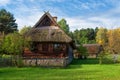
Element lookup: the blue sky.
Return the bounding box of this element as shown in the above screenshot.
[0,0,120,31]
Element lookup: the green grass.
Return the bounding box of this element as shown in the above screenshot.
[0,58,120,80]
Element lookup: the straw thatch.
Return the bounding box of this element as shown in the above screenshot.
[25,27,72,42]
[25,12,73,43]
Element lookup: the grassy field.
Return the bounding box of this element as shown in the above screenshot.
[0,58,120,80]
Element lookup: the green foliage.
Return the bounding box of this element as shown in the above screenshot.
[98,51,105,64]
[1,32,31,67]
[58,19,98,45]
[73,28,97,44]
[2,32,24,55]
[58,19,69,34]
[19,26,32,35]
[77,45,88,56]
[68,31,74,39]
[0,9,18,34]
[96,27,107,45]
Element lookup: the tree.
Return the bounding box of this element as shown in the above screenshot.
[2,32,23,54]
[73,28,96,44]
[2,32,29,66]
[77,45,88,59]
[0,32,4,54]
[69,31,74,39]
[96,27,108,64]
[19,26,32,35]
[107,28,120,53]
[73,29,80,44]
[96,27,107,45]
[0,9,18,34]
[95,27,99,37]
[58,19,69,34]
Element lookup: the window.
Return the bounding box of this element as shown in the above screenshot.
[53,44,62,52]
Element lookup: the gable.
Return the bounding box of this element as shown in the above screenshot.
[36,15,52,27]
[34,12,58,28]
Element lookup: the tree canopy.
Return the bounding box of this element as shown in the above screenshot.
[58,19,69,34]
[96,27,107,45]
[2,32,24,55]
[0,9,18,34]
[19,26,32,35]
[107,28,120,53]
[72,28,97,44]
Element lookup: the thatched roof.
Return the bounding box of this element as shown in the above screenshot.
[25,27,72,42]
[25,12,73,43]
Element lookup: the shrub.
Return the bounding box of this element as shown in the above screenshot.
[76,45,88,59]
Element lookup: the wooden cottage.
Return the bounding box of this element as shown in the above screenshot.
[23,12,75,67]
[83,44,100,58]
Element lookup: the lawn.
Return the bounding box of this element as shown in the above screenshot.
[0,58,120,80]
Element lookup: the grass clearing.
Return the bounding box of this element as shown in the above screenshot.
[0,58,120,80]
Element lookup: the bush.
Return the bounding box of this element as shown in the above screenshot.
[76,45,88,59]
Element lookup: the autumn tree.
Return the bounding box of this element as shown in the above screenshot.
[96,27,107,45]
[0,9,18,34]
[96,27,108,64]
[107,28,120,53]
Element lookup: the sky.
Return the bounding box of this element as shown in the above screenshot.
[0,0,120,31]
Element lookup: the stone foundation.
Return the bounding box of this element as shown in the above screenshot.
[23,57,71,67]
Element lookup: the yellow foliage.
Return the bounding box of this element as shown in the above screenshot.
[98,40,104,45]
[96,27,107,45]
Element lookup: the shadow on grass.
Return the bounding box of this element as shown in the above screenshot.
[66,58,98,69]
[72,57,117,64]
[67,58,116,69]
[71,58,99,65]
[69,58,115,66]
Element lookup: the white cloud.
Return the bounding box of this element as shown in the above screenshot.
[12,0,66,30]
[71,0,107,10]
[65,15,120,31]
[63,0,120,31]
[16,11,43,30]
[10,0,120,31]
[65,17,100,31]
[11,1,43,30]
[0,0,10,6]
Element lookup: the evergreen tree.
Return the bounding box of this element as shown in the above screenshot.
[0,9,18,34]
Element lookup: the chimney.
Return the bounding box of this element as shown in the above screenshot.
[53,16,57,22]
